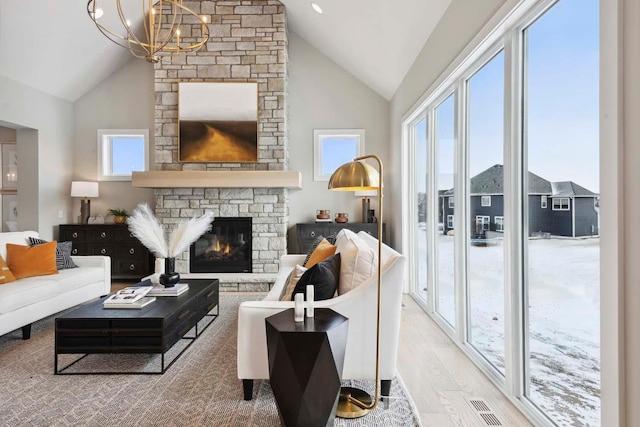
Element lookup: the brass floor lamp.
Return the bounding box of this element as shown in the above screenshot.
[328,154,383,419]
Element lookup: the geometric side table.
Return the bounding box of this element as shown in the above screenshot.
[266,308,349,427]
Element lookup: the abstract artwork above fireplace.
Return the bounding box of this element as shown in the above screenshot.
[178,82,258,163]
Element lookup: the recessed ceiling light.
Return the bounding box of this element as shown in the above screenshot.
[311,2,323,14]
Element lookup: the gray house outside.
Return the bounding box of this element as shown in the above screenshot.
[440,165,599,238]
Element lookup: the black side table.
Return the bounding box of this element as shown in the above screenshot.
[266,308,349,427]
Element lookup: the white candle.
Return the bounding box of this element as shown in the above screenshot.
[306,285,314,318]
[294,293,304,322]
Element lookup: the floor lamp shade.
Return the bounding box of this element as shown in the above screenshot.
[71,181,99,224]
[328,155,384,419]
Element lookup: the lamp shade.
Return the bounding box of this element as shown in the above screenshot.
[328,161,379,191]
[70,181,99,198]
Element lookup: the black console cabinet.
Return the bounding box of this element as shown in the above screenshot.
[59,224,153,280]
[295,222,387,254]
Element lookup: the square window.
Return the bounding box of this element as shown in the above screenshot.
[552,197,570,211]
[313,129,364,181]
[98,129,149,181]
[481,195,491,207]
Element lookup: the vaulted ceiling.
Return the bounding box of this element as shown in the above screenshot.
[0,0,451,102]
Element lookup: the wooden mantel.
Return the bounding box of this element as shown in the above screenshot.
[131,170,302,189]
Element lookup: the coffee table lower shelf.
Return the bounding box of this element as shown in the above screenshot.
[54,279,219,375]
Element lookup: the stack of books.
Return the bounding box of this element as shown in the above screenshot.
[147,283,189,297]
[103,285,155,309]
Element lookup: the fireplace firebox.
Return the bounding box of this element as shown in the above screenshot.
[190,217,252,273]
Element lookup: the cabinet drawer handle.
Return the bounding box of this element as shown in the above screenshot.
[310,231,315,237]
[100,248,107,255]
[72,232,78,238]
[178,309,190,320]
[206,290,215,298]
[129,232,134,238]
[72,249,78,254]
[129,248,135,255]
[100,232,107,238]
[129,264,135,271]
[207,302,216,311]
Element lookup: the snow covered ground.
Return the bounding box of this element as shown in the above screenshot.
[416,228,600,426]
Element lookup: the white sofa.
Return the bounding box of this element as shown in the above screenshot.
[0,231,111,339]
[237,231,406,400]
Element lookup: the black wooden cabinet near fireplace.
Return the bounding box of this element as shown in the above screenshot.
[190,217,252,273]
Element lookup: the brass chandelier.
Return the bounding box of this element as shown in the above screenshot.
[87,0,210,63]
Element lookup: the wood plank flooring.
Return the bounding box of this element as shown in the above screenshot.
[398,295,533,426]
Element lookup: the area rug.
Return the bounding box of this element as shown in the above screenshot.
[0,295,421,426]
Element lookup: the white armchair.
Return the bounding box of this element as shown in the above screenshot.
[237,231,406,400]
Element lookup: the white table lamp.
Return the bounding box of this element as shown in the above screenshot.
[71,181,99,224]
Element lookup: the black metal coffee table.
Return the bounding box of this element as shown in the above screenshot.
[54,279,219,375]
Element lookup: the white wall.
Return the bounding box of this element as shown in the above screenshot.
[288,32,390,251]
[73,58,155,221]
[0,75,74,239]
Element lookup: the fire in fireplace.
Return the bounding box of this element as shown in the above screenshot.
[190,217,252,273]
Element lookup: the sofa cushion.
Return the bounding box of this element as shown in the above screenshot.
[279,264,308,301]
[334,229,377,295]
[0,266,105,314]
[28,237,78,270]
[293,253,341,301]
[0,255,16,284]
[6,242,58,279]
[304,238,336,268]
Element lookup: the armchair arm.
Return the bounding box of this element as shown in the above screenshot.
[71,255,112,295]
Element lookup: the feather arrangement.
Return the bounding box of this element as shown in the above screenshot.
[167,211,215,257]
[126,204,214,259]
[127,204,168,258]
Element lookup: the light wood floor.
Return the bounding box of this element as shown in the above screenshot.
[398,295,532,426]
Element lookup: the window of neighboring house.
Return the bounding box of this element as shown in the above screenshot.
[447,215,454,229]
[541,195,548,208]
[448,197,454,208]
[495,216,504,232]
[552,197,570,211]
[97,129,149,181]
[476,215,490,231]
[481,195,491,206]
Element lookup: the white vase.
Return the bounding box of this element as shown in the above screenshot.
[150,257,165,284]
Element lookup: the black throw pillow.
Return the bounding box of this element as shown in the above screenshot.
[292,253,341,301]
[28,237,77,270]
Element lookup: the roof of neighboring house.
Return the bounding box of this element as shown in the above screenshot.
[441,164,552,196]
[551,181,598,197]
[440,164,598,197]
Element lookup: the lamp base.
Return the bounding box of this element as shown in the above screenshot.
[336,387,373,419]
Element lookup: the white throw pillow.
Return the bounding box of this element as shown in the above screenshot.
[279,264,308,301]
[334,229,377,295]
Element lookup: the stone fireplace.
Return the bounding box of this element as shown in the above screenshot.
[144,1,290,291]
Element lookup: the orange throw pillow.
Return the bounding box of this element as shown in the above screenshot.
[304,238,337,268]
[6,242,58,279]
[0,255,16,284]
